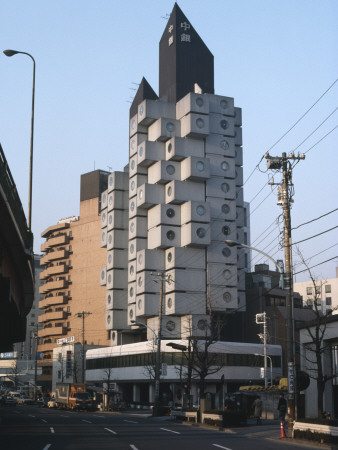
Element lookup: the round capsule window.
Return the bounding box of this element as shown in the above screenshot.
[130,159,135,170]
[130,180,135,191]
[167,252,172,263]
[166,164,175,175]
[108,234,112,244]
[130,222,135,233]
[101,270,105,280]
[223,269,232,280]
[196,205,206,216]
[109,214,113,224]
[138,189,143,200]
[107,294,112,304]
[130,201,135,212]
[102,212,106,222]
[139,105,144,116]
[222,247,231,257]
[108,274,112,283]
[139,146,144,157]
[129,265,134,276]
[109,176,113,186]
[220,140,229,151]
[166,208,175,218]
[109,195,113,205]
[101,231,106,241]
[102,193,107,203]
[129,286,134,297]
[166,230,175,241]
[129,309,134,318]
[221,183,230,193]
[108,254,112,264]
[222,204,230,214]
[166,122,175,132]
[167,297,173,308]
[138,277,142,287]
[220,119,229,130]
[195,97,204,107]
[167,142,173,153]
[222,225,231,236]
[107,314,111,324]
[112,331,116,341]
[167,186,172,196]
[137,299,142,310]
[197,319,207,330]
[223,292,232,303]
[138,253,143,265]
[131,119,136,130]
[196,227,206,238]
[196,118,205,129]
[166,320,176,331]
[220,99,228,109]
[131,139,135,149]
[196,161,205,171]
[221,161,229,171]
[130,243,134,254]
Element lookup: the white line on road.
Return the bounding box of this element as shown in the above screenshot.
[82,419,92,423]
[160,428,181,435]
[42,445,51,450]
[94,415,105,418]
[124,419,138,424]
[212,445,232,450]
[50,427,55,434]
[41,419,47,423]
[28,414,36,417]
[60,415,69,418]
[104,428,117,435]
[130,446,139,450]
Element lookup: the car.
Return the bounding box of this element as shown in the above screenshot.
[37,396,51,408]
[47,399,56,408]
[1,395,16,406]
[17,396,34,405]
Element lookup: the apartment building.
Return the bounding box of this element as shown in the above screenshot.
[38,170,110,390]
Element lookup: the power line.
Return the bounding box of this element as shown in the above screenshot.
[292,208,338,230]
[304,124,338,155]
[292,225,338,246]
[294,256,338,275]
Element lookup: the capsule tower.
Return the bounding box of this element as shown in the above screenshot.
[100,3,248,345]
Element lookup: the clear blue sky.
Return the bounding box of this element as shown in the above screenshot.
[1,0,337,282]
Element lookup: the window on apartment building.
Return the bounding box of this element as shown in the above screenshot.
[67,306,70,312]
[69,231,72,237]
[326,297,332,306]
[306,287,312,295]
[67,322,70,328]
[315,286,321,295]
[325,285,331,293]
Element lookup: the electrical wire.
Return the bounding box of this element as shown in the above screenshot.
[292,226,338,246]
[292,208,338,231]
[294,256,338,275]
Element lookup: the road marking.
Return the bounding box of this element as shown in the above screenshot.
[124,419,138,424]
[60,415,69,418]
[41,419,47,423]
[50,427,55,434]
[95,415,105,418]
[42,445,51,450]
[82,419,92,423]
[160,428,181,434]
[104,428,117,434]
[130,446,139,450]
[28,414,36,417]
[212,445,232,450]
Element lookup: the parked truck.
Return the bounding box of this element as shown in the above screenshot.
[55,383,95,411]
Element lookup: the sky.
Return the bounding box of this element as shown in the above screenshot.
[1,0,337,283]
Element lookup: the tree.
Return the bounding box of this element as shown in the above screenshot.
[298,250,338,418]
[102,367,115,410]
[10,359,20,389]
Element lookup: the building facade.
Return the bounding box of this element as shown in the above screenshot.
[100,3,249,350]
[38,170,110,391]
[294,267,338,315]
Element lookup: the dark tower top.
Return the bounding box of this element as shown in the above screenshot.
[129,77,159,118]
[159,3,214,104]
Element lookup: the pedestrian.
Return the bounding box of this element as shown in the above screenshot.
[224,394,233,410]
[277,393,287,422]
[252,396,263,425]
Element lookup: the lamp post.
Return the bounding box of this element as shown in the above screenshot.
[76,311,91,383]
[167,341,193,409]
[131,320,161,416]
[225,239,295,429]
[3,49,36,232]
[255,353,273,386]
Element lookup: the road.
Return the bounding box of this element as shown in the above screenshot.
[0,405,321,450]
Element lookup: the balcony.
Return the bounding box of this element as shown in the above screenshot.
[41,234,70,252]
[38,342,56,353]
[40,263,68,280]
[39,295,68,309]
[39,279,68,295]
[38,326,67,338]
[38,310,67,323]
[40,249,69,266]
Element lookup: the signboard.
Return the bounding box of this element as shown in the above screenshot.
[288,362,295,394]
[260,367,265,379]
[57,336,75,345]
[0,352,15,359]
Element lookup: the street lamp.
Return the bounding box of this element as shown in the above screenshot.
[255,353,273,386]
[3,49,36,232]
[131,320,161,416]
[225,239,295,429]
[167,341,194,409]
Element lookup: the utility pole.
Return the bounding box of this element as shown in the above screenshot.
[256,312,268,388]
[34,323,39,401]
[76,311,92,384]
[151,271,171,417]
[265,151,305,433]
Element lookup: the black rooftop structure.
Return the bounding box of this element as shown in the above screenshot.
[129,77,159,118]
[159,3,214,103]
